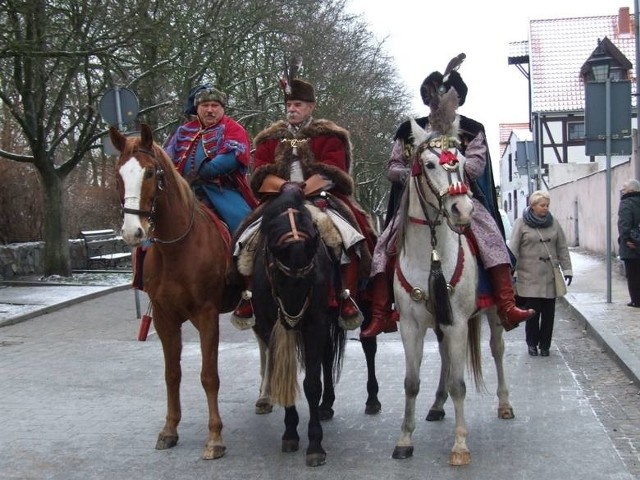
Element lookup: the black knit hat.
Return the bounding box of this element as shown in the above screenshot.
[420,70,467,107]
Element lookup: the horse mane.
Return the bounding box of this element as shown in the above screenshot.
[428,88,460,137]
[152,143,194,207]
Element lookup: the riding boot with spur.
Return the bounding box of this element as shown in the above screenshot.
[360,272,398,337]
[487,264,535,331]
[230,275,255,330]
[339,254,364,330]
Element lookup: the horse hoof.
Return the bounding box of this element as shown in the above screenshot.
[392,446,413,459]
[155,433,179,450]
[306,452,327,467]
[202,444,226,460]
[365,400,381,415]
[449,450,471,466]
[425,409,445,421]
[255,399,273,415]
[282,439,299,453]
[498,406,515,419]
[319,406,334,421]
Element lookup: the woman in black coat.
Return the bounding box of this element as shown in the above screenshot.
[617,179,640,307]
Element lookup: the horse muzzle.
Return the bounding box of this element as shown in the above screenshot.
[449,197,474,227]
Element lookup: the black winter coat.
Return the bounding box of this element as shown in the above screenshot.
[618,191,640,260]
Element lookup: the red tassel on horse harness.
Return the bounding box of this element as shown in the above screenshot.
[138,315,152,341]
[138,304,153,341]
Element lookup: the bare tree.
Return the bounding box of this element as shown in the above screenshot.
[0,0,140,275]
[0,0,410,276]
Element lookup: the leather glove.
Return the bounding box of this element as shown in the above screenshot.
[564,275,572,286]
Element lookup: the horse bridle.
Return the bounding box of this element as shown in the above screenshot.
[399,135,471,305]
[266,207,316,328]
[121,147,196,244]
[411,136,469,240]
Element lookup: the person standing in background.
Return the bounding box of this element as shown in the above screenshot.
[509,190,573,357]
[617,179,640,308]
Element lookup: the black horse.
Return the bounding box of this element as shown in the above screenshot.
[251,184,347,467]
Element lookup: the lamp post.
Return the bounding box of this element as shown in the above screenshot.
[583,39,632,303]
[590,46,613,304]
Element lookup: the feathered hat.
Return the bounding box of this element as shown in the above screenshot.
[420,53,468,107]
[279,56,315,103]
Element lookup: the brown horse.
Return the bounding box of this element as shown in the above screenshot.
[109,124,237,460]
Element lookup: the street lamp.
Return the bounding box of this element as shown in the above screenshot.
[582,38,632,303]
[584,43,612,81]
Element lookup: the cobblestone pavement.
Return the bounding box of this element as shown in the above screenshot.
[0,287,636,480]
[554,301,640,478]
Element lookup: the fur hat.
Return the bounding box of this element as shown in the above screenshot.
[420,70,467,107]
[193,85,227,108]
[284,78,316,103]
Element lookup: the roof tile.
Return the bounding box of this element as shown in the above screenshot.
[528,13,636,113]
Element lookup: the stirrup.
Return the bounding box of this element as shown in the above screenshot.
[230,291,255,331]
[338,290,364,330]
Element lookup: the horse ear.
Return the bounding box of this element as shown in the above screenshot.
[410,118,428,146]
[140,124,154,150]
[109,126,127,153]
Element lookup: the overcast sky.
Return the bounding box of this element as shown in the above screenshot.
[347,0,635,163]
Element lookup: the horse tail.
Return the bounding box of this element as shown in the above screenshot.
[429,257,453,326]
[268,321,302,407]
[467,314,486,392]
[327,315,347,384]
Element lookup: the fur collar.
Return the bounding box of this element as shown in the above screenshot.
[251,118,354,196]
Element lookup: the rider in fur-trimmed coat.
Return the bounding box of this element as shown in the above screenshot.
[230,77,376,331]
[360,64,535,337]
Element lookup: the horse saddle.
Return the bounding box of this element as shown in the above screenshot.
[258,173,334,197]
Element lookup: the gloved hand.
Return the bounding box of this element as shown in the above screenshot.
[564,275,572,286]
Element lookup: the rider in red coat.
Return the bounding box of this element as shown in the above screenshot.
[231,76,376,330]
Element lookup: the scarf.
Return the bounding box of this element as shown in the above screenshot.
[523,206,553,229]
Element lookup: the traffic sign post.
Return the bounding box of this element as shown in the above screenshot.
[99,86,140,155]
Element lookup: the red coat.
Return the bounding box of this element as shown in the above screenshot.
[251,119,376,253]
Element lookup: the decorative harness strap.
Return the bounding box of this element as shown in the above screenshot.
[394,235,467,302]
[265,207,315,328]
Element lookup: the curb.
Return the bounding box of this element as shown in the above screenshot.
[0,284,132,329]
[559,295,640,388]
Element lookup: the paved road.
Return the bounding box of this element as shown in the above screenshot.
[0,284,635,479]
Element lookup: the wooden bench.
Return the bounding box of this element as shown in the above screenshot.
[80,229,132,269]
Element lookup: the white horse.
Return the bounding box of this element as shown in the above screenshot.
[391,101,514,466]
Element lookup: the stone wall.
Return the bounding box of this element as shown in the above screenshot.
[0,238,129,279]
